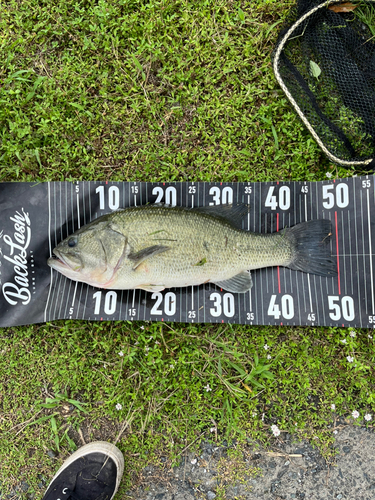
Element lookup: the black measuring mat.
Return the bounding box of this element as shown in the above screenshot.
[1,178,374,328]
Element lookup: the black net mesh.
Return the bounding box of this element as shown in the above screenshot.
[273,0,375,169]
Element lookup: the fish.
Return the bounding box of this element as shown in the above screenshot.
[47,204,337,293]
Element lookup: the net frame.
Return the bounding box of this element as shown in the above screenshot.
[273,0,375,168]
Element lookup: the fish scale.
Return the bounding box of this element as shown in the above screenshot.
[106,205,292,287]
[48,204,335,293]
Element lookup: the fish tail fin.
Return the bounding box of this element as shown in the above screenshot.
[285,219,337,277]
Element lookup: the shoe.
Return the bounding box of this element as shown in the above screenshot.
[42,441,124,500]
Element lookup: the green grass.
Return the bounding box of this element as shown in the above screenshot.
[1,0,346,183]
[1,322,374,496]
[0,0,374,497]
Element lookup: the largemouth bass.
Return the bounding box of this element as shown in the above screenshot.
[47,204,336,293]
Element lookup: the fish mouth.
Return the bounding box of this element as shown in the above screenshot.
[48,249,81,272]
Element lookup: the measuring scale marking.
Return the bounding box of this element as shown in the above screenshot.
[2,177,375,328]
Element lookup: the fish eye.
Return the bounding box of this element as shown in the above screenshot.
[68,237,77,248]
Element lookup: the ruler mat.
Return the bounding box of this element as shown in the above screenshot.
[0,177,374,328]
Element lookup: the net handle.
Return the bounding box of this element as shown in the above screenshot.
[273,0,375,167]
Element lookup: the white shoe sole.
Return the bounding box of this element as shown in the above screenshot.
[47,441,124,499]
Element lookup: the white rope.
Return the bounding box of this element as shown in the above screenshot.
[273,0,375,167]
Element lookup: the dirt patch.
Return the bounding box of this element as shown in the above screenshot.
[128,425,375,500]
[4,422,375,499]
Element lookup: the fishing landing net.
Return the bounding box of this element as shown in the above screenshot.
[273,0,375,170]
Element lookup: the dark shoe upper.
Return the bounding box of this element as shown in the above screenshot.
[43,453,118,500]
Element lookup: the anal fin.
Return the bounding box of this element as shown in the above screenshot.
[213,271,253,293]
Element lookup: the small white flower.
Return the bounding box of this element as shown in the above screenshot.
[204,384,212,392]
[252,412,257,417]
[326,172,332,178]
[169,364,175,369]
[267,354,272,360]
[115,403,123,411]
[331,404,336,410]
[155,341,160,345]
[140,326,145,330]
[341,339,347,344]
[364,414,372,421]
[333,430,338,435]
[145,346,150,352]
[271,424,281,437]
[264,344,270,350]
[352,410,360,419]
[134,341,139,345]
[210,427,216,433]
[191,458,197,465]
[103,364,107,369]
[118,351,124,357]
[347,355,354,363]
[368,335,373,339]
[349,330,356,337]
[149,336,153,340]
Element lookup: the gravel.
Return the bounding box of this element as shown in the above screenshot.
[3,424,374,499]
[128,425,375,500]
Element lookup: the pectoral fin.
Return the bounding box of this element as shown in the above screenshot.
[128,245,170,269]
[213,271,253,293]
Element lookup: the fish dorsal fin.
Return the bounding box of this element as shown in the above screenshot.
[213,270,253,293]
[192,204,249,230]
[128,245,170,269]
